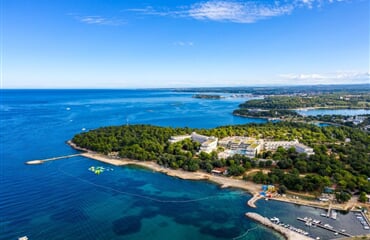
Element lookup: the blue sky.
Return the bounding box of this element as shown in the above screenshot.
[2,0,369,88]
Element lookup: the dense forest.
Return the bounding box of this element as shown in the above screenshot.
[233,109,299,118]
[192,94,223,99]
[72,122,370,200]
[175,84,370,95]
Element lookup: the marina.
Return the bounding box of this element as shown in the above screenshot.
[297,217,352,237]
[246,212,313,240]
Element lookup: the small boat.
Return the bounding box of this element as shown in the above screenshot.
[331,210,337,220]
[364,226,370,230]
[324,224,333,229]
[19,237,28,240]
[313,219,321,224]
[320,213,327,217]
[270,217,280,223]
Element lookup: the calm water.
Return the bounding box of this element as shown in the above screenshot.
[1,90,368,240]
[297,109,370,116]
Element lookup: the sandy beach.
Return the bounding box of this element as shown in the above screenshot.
[80,152,263,196]
[78,150,363,212]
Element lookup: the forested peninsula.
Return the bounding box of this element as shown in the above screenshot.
[72,122,370,202]
[233,93,370,123]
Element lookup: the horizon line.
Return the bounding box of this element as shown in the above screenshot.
[1,83,369,90]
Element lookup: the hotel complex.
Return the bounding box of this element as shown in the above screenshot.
[169,133,314,158]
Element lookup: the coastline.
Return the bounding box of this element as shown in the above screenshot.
[68,141,365,212]
[68,141,262,204]
[79,151,263,195]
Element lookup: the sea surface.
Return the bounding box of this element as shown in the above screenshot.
[1,90,368,240]
[296,109,370,116]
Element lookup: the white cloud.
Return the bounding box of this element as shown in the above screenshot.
[173,41,194,47]
[72,14,125,26]
[128,0,347,23]
[188,1,293,23]
[279,71,370,84]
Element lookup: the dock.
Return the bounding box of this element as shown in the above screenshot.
[297,217,352,237]
[25,154,82,165]
[246,212,313,240]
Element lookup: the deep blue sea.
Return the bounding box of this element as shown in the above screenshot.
[1,90,368,240]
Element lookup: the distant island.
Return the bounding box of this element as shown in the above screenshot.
[192,94,223,99]
[71,122,370,205]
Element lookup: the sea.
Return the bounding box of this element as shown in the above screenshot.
[1,89,369,240]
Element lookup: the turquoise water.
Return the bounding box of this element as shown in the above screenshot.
[297,109,370,116]
[1,90,368,240]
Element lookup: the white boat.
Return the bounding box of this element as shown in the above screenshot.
[324,224,333,229]
[19,237,28,240]
[313,219,321,224]
[270,217,280,223]
[331,210,337,220]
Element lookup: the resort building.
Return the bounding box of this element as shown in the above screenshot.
[199,138,218,153]
[294,143,314,155]
[217,136,263,159]
[264,140,314,155]
[169,134,191,143]
[190,132,210,143]
[263,140,299,151]
[170,133,314,157]
[169,132,218,153]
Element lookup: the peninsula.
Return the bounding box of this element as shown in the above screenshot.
[233,93,370,129]
[71,122,370,208]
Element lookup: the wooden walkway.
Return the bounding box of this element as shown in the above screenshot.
[25,154,82,165]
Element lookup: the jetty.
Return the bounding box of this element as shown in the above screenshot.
[247,194,262,208]
[25,154,82,165]
[245,212,313,240]
[297,217,352,237]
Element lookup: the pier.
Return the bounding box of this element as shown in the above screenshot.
[25,154,82,165]
[297,217,352,237]
[246,212,313,240]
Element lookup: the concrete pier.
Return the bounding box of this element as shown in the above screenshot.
[245,212,313,240]
[25,154,82,165]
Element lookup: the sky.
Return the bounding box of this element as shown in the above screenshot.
[1,0,369,88]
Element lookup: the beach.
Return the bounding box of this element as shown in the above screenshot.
[80,151,263,196]
[77,148,364,212]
